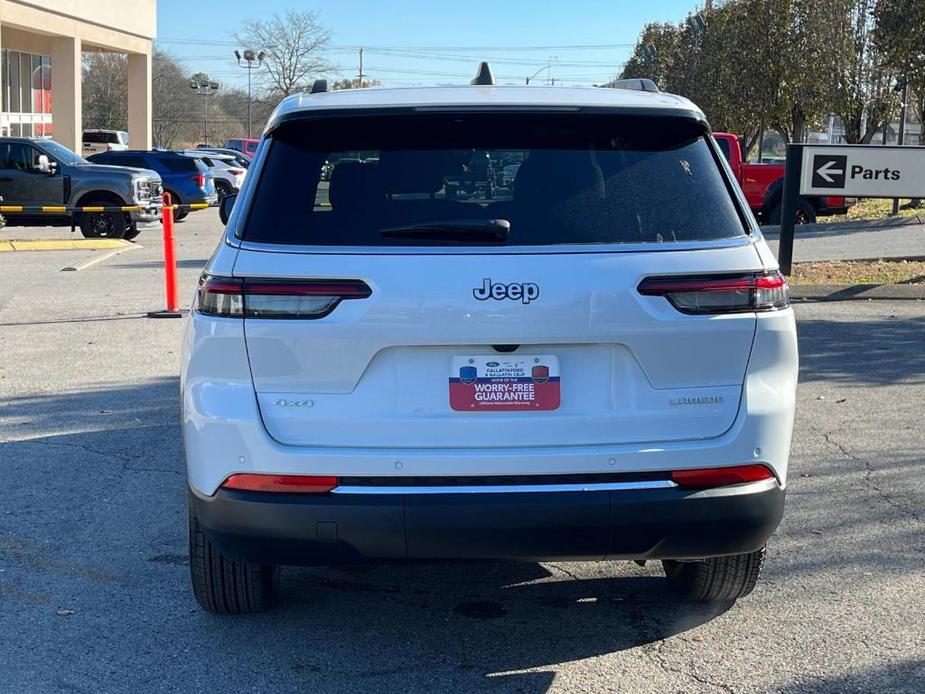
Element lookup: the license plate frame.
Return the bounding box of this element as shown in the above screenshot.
[449,355,560,412]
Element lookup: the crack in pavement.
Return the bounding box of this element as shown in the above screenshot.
[809,424,922,524]
[10,438,182,477]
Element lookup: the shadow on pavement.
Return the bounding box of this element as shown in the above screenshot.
[798,316,925,385]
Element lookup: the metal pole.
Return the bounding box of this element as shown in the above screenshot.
[358,47,364,87]
[202,92,207,145]
[247,65,252,139]
[892,81,909,215]
[778,143,803,276]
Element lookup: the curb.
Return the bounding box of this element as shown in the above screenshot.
[790,284,925,301]
[762,215,923,235]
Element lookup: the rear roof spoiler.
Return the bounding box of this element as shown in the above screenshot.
[608,78,660,93]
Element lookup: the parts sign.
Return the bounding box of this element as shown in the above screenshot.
[800,145,925,198]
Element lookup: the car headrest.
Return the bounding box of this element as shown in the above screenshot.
[514,150,605,203]
[329,161,383,210]
[377,151,447,195]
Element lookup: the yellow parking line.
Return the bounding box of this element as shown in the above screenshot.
[3,239,131,252]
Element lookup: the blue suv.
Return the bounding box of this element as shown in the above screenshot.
[88,150,217,220]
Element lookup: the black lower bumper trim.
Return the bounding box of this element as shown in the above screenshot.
[190,479,784,566]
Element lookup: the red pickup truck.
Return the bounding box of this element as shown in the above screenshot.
[713,132,852,225]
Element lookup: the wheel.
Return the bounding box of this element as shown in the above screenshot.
[188,498,278,614]
[662,547,766,602]
[122,224,142,241]
[768,198,817,225]
[165,191,188,221]
[215,180,233,202]
[78,202,126,239]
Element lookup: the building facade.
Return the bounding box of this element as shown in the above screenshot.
[0,0,156,151]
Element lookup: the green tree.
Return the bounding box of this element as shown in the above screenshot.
[832,0,900,143]
[618,22,680,90]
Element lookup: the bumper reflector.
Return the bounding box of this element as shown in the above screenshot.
[670,465,774,489]
[221,474,339,493]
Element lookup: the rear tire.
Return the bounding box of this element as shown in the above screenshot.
[166,190,188,221]
[122,224,142,241]
[768,198,816,225]
[215,180,232,202]
[188,498,278,614]
[662,547,765,602]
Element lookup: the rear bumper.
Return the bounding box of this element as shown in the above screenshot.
[190,478,784,565]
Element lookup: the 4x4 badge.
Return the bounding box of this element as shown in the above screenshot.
[473,278,540,304]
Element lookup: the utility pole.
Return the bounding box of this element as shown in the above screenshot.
[357,47,365,88]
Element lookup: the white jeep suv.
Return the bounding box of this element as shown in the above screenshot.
[182,68,798,614]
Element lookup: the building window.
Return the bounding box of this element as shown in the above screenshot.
[1,49,53,137]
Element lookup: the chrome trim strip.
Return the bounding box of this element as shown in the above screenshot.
[331,480,677,495]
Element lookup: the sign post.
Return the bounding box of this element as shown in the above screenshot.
[778,143,925,275]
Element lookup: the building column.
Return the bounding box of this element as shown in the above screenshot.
[127,51,152,150]
[51,35,81,152]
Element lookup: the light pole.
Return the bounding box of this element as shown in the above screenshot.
[234,49,265,139]
[190,79,219,145]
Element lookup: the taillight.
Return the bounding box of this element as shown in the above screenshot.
[196,275,372,319]
[191,173,205,187]
[671,464,774,488]
[638,271,789,314]
[228,168,244,175]
[221,474,338,493]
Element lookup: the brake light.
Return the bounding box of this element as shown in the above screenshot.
[196,275,372,318]
[221,474,338,493]
[671,465,775,488]
[191,173,205,187]
[228,168,244,175]
[638,271,789,314]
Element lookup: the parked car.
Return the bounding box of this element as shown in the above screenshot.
[88,150,216,220]
[193,146,251,168]
[185,73,798,614]
[714,132,854,225]
[0,137,161,239]
[182,151,246,200]
[82,129,129,155]
[224,137,259,157]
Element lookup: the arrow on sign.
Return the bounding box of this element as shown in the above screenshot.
[816,160,843,183]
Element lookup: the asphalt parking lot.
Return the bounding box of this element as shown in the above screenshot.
[1,213,923,693]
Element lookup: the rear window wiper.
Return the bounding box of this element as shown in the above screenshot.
[379,219,510,243]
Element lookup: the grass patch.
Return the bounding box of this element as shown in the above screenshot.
[791,259,925,285]
[825,198,922,223]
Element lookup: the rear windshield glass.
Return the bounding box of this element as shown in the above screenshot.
[83,131,119,144]
[153,154,199,173]
[242,113,746,247]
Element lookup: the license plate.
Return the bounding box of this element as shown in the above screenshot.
[449,355,560,411]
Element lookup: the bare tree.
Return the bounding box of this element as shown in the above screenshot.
[82,52,128,130]
[331,77,383,90]
[152,50,200,148]
[235,10,332,100]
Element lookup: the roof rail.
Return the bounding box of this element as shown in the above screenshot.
[609,78,660,93]
[471,62,495,86]
[309,79,328,94]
